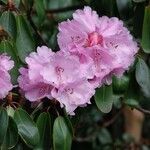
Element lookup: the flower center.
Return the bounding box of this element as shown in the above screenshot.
[65,88,74,94]
[55,66,64,75]
[85,32,103,47]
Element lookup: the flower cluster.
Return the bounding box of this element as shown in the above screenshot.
[18,47,95,115]
[1,6,138,115]
[0,54,14,99]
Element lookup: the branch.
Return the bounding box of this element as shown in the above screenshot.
[46,5,84,14]
[134,106,150,115]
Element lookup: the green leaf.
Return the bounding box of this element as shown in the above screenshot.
[94,85,113,113]
[135,58,150,98]
[98,128,112,144]
[0,107,9,145]
[13,108,40,148]
[35,0,45,22]
[116,0,133,20]
[133,0,146,2]
[48,0,73,21]
[16,15,35,63]
[0,11,17,39]
[141,6,150,53]
[1,117,18,149]
[6,106,15,118]
[53,116,72,150]
[48,0,73,9]
[35,112,51,149]
[0,40,20,84]
[63,109,74,137]
[112,75,129,94]
[124,99,139,107]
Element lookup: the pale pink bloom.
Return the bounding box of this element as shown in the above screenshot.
[0,54,14,99]
[18,46,95,114]
[18,46,54,101]
[51,79,95,115]
[18,68,52,101]
[58,6,138,85]
[25,46,54,81]
[41,51,82,87]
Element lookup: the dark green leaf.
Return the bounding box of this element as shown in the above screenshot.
[63,109,74,136]
[116,0,133,20]
[94,85,113,113]
[0,107,9,145]
[48,0,73,9]
[141,6,150,53]
[35,0,45,22]
[0,40,20,84]
[35,112,51,149]
[133,0,146,2]
[53,116,72,150]
[13,108,40,148]
[112,75,129,94]
[98,128,112,144]
[0,11,17,39]
[1,117,18,149]
[135,58,150,97]
[16,15,35,63]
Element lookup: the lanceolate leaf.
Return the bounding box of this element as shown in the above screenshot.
[0,107,9,145]
[141,6,150,53]
[13,108,40,148]
[135,58,150,98]
[0,11,17,39]
[53,116,72,150]
[35,112,51,149]
[1,117,18,149]
[16,15,35,63]
[94,85,113,113]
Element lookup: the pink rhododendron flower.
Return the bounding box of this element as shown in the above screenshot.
[0,54,14,99]
[18,6,138,115]
[51,79,95,115]
[58,6,138,85]
[18,68,53,101]
[18,46,95,114]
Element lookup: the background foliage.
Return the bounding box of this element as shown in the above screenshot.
[0,0,150,149]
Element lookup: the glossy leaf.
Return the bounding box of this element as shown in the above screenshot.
[0,11,17,39]
[63,109,74,136]
[53,116,72,150]
[0,107,9,145]
[14,108,40,148]
[116,0,133,20]
[0,40,20,84]
[94,85,113,113]
[16,15,35,63]
[136,58,150,98]
[35,112,51,149]
[141,6,150,53]
[1,117,18,149]
[112,75,129,94]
